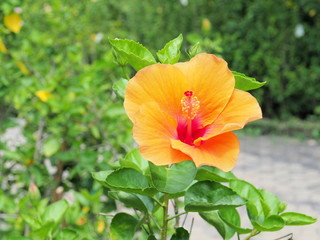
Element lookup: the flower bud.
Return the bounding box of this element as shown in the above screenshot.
[202,18,212,33]
[28,183,40,203]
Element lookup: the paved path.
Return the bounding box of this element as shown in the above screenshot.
[190,135,320,240]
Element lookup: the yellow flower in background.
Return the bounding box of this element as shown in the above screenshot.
[309,10,316,17]
[4,13,23,33]
[35,90,52,102]
[0,38,8,54]
[82,206,90,214]
[202,18,212,32]
[90,33,97,41]
[16,61,30,75]
[97,220,105,233]
[76,217,87,226]
[285,1,293,7]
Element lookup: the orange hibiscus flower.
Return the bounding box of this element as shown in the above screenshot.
[124,53,262,171]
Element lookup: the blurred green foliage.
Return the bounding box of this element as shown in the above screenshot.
[0,0,319,239]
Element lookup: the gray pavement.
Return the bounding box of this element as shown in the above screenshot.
[190,135,320,240]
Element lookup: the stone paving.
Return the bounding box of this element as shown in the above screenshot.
[189,135,320,240]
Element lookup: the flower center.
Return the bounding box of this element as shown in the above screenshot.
[181,91,200,120]
[179,91,201,145]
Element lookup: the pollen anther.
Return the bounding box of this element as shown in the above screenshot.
[181,91,200,120]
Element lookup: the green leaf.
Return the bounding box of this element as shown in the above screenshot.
[184,181,246,212]
[109,38,156,71]
[113,78,128,98]
[92,170,114,188]
[259,189,286,216]
[232,71,266,91]
[230,181,286,231]
[148,236,157,240]
[90,125,100,139]
[9,238,32,240]
[251,215,285,231]
[57,229,77,240]
[108,191,154,212]
[42,200,68,224]
[218,208,252,234]
[106,168,156,195]
[200,211,235,240]
[120,149,149,175]
[31,222,54,240]
[21,213,41,230]
[229,179,263,217]
[170,227,190,240]
[157,34,183,64]
[41,137,61,157]
[149,161,197,194]
[110,213,138,240]
[187,42,202,58]
[195,166,237,182]
[280,212,317,226]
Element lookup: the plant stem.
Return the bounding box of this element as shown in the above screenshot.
[243,229,259,240]
[146,213,154,236]
[273,233,293,240]
[152,197,164,207]
[167,212,187,222]
[173,198,180,228]
[161,194,170,240]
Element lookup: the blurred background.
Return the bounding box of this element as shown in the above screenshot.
[0,0,319,239]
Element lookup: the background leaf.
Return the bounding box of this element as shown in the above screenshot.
[109,38,156,71]
[113,78,128,98]
[157,34,183,64]
[110,213,138,240]
[218,208,252,234]
[105,168,156,195]
[232,71,266,91]
[108,191,154,212]
[195,166,237,182]
[251,215,285,231]
[185,181,246,212]
[280,212,317,226]
[170,227,190,240]
[149,161,197,194]
[120,149,149,175]
[200,211,235,240]
[41,137,61,157]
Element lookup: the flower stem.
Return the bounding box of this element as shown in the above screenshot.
[146,213,154,236]
[167,212,187,222]
[243,229,259,240]
[173,199,180,228]
[161,194,170,240]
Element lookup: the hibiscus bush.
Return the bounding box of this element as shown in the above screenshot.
[91,36,317,240]
[1,1,130,239]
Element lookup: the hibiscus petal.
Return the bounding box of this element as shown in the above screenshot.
[133,102,191,165]
[194,89,262,145]
[175,53,235,127]
[124,64,186,122]
[171,132,239,171]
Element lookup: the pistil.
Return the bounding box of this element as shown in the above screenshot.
[181,91,200,144]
